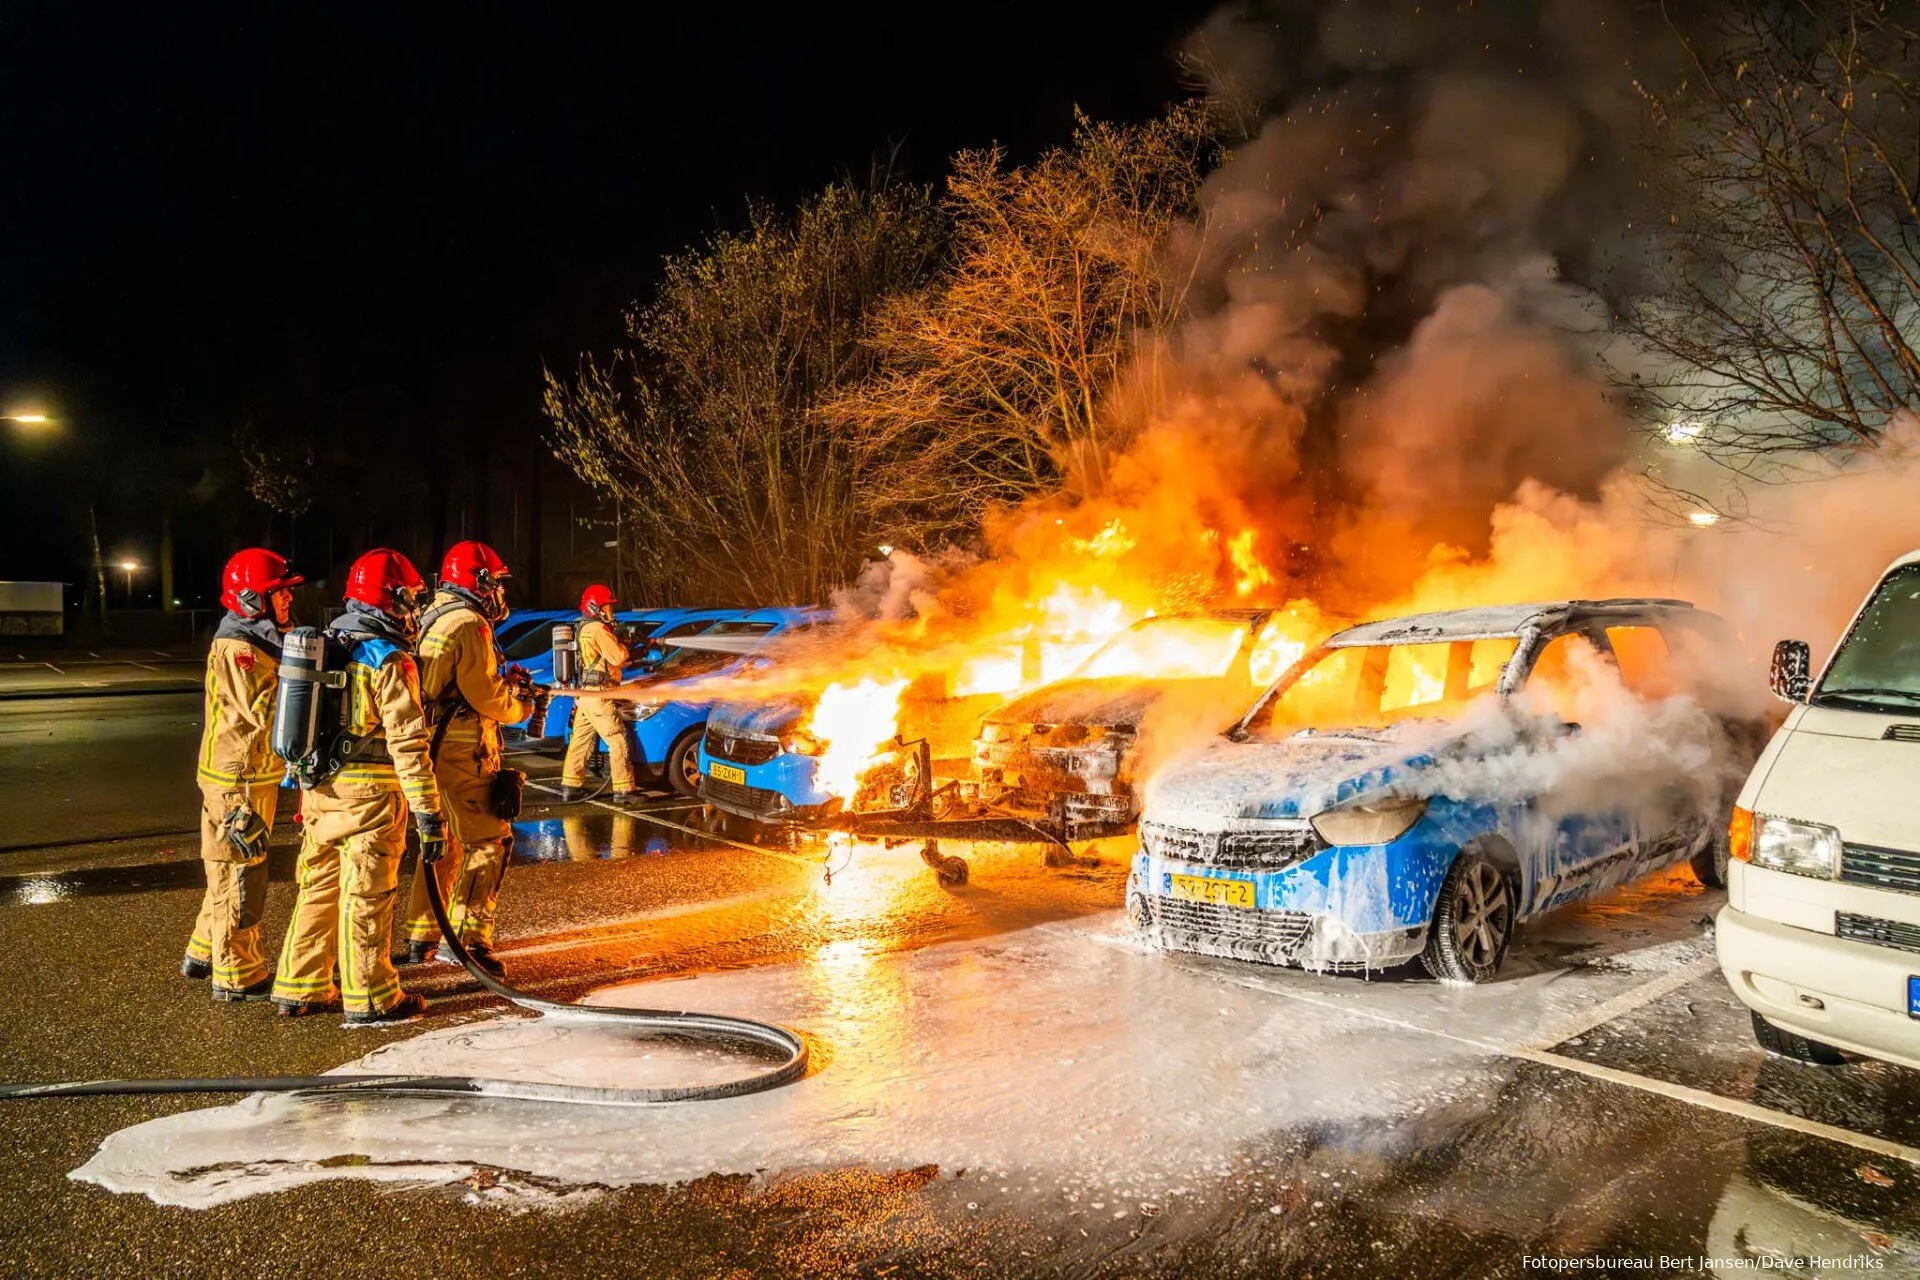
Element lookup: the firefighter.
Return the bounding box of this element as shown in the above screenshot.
[558,583,638,801]
[397,540,534,976]
[271,549,444,1023]
[182,547,303,1001]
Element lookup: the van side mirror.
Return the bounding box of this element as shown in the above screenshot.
[1770,639,1811,703]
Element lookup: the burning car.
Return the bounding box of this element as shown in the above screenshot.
[562,606,829,795]
[699,673,995,828]
[1130,599,1765,982]
[964,609,1311,839]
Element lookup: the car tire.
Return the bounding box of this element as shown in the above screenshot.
[1749,1010,1847,1065]
[1420,848,1516,984]
[666,727,705,798]
[1690,823,1731,889]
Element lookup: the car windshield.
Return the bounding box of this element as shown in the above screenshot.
[1075,618,1247,681]
[1241,636,1519,738]
[502,620,559,661]
[1814,563,1920,713]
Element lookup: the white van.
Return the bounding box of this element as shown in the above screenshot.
[1717,550,1920,1068]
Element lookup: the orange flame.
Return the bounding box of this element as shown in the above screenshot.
[807,678,911,801]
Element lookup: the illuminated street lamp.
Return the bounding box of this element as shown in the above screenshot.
[1688,511,1720,528]
[119,560,141,604]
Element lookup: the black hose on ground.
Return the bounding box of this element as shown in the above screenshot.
[0,853,809,1107]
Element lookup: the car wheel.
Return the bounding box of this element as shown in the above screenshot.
[666,728,705,798]
[1420,848,1516,984]
[1749,1010,1847,1065]
[1690,822,1731,889]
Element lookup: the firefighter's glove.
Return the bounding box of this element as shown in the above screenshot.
[222,804,271,859]
[415,811,449,865]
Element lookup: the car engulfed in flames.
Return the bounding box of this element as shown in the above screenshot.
[960,609,1316,838]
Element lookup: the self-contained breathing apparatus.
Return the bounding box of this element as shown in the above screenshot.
[270,626,398,787]
[550,621,579,690]
[270,627,350,786]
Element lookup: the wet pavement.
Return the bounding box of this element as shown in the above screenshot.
[3,705,1919,1277]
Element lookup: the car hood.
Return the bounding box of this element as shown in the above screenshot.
[707,694,810,738]
[1142,724,1454,827]
[985,677,1172,730]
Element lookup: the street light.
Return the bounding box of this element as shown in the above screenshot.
[120,561,140,605]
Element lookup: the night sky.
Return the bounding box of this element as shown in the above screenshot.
[0,2,1214,604]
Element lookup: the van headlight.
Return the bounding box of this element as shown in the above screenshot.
[1309,796,1429,847]
[1750,815,1842,879]
[630,702,661,721]
[782,730,823,756]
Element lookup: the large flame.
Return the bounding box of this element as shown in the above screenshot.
[808,677,911,801]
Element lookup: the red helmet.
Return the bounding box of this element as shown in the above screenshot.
[440,540,511,621]
[580,584,617,616]
[220,548,304,618]
[344,548,427,619]
[439,541,510,592]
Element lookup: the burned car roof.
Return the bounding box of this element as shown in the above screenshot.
[1325,598,1701,648]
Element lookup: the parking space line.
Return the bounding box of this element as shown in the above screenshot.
[1512,1046,1920,1167]
[1208,966,1920,1168]
[1517,955,1719,1051]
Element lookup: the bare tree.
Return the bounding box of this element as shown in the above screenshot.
[832,105,1220,543]
[545,182,944,605]
[234,421,314,517]
[1622,1,1920,465]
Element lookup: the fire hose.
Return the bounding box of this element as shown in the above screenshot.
[0,857,809,1107]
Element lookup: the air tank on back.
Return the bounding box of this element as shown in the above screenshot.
[551,622,579,689]
[271,627,327,768]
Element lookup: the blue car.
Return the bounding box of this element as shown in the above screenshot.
[504,608,747,744]
[699,672,1001,826]
[1131,599,1763,983]
[697,693,836,823]
[496,608,573,657]
[574,606,830,796]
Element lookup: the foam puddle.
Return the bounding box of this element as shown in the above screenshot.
[74,884,1713,1209]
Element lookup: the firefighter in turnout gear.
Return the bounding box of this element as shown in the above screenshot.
[271,549,444,1023]
[558,583,637,800]
[183,548,303,1000]
[398,541,534,977]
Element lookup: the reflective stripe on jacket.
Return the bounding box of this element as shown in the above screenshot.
[197,634,281,792]
[418,590,532,756]
[578,616,628,685]
[328,633,443,816]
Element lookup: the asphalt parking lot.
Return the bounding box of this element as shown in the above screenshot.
[1,698,1917,1278]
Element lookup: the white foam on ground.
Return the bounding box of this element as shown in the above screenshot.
[74,880,1714,1209]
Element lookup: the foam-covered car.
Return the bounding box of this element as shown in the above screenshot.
[1131,599,1764,982]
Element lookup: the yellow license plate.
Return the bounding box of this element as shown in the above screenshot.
[707,762,746,785]
[1168,874,1254,909]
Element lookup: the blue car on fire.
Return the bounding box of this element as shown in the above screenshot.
[1130,599,1763,983]
[569,606,830,796]
[697,694,835,823]
[506,608,751,745]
